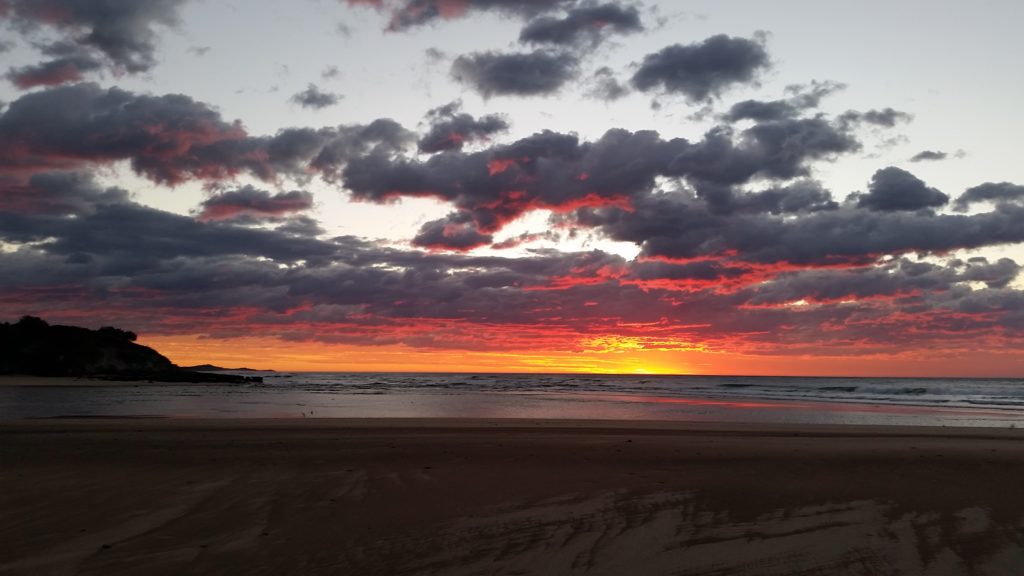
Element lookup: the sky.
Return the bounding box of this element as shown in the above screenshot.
[1,0,1023,376]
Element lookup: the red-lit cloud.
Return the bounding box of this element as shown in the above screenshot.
[7,60,86,88]
[196,187,314,222]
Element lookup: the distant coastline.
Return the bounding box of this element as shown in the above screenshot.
[180,364,274,373]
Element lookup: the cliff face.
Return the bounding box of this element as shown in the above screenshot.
[0,316,175,376]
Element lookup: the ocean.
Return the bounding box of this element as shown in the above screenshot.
[3,372,1024,427]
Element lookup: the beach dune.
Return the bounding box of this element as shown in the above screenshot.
[2,419,1023,575]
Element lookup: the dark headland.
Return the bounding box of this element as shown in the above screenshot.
[0,316,261,384]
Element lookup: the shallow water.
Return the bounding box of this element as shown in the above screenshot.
[2,372,1023,427]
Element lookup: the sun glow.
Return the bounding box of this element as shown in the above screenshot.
[139,332,1024,378]
[140,334,694,375]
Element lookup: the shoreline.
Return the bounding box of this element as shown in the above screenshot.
[3,418,1024,574]
[6,415,1024,435]
[4,373,1024,428]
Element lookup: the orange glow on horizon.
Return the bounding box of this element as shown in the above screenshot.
[141,334,689,375]
[138,333,1024,378]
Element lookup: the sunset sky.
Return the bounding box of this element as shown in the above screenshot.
[1,0,1023,376]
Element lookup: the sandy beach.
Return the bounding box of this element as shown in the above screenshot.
[2,418,1023,575]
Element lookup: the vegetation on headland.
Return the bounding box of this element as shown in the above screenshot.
[0,316,262,384]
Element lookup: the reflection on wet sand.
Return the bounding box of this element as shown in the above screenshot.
[404,494,1020,575]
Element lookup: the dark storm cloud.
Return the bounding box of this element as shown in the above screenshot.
[724,99,798,123]
[418,102,509,153]
[290,84,343,109]
[741,261,941,306]
[630,259,750,284]
[841,107,913,128]
[197,187,314,222]
[451,50,579,97]
[945,286,1024,320]
[343,111,862,240]
[491,230,559,249]
[723,81,845,122]
[953,182,1024,211]
[0,83,247,182]
[956,257,1022,289]
[343,128,671,234]
[784,80,845,107]
[741,257,1022,306]
[1,0,186,80]
[360,0,572,31]
[518,1,643,47]
[586,67,629,100]
[573,185,1024,266]
[0,83,415,185]
[274,215,326,237]
[910,150,948,162]
[667,118,860,185]
[631,35,770,102]
[0,170,129,215]
[0,194,336,268]
[412,213,494,250]
[707,180,839,215]
[293,119,415,179]
[855,167,949,212]
[5,49,103,88]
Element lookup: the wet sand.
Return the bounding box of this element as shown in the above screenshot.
[0,376,246,388]
[2,418,1024,575]
[0,376,132,387]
